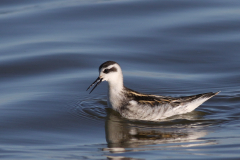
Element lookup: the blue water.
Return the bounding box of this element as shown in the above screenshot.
[1,0,240,159]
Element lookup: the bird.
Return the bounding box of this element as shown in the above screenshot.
[86,61,220,121]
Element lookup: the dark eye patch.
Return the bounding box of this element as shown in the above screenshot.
[103,69,110,74]
[103,67,117,74]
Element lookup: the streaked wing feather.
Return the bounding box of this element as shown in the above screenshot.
[125,87,219,108]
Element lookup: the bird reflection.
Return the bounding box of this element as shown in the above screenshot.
[104,109,215,153]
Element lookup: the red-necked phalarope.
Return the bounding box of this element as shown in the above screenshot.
[87,61,220,121]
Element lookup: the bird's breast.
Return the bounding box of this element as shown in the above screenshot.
[108,90,125,112]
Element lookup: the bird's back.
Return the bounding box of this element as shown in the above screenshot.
[120,87,219,120]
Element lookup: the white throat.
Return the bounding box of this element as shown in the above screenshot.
[108,75,123,92]
[107,73,124,111]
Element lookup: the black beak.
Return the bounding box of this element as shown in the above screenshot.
[86,77,103,94]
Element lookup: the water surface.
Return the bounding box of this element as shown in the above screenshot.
[0,0,240,159]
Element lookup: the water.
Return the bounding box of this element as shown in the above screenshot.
[0,0,240,159]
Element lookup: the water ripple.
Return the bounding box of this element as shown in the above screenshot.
[68,96,108,122]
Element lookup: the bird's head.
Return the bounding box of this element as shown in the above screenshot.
[87,61,123,93]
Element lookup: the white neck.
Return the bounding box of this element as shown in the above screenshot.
[108,75,123,93]
[107,74,124,111]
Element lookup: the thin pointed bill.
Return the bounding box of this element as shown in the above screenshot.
[86,77,103,94]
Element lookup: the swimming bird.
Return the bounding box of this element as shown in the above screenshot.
[87,61,220,121]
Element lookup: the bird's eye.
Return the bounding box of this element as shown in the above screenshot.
[103,69,109,74]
